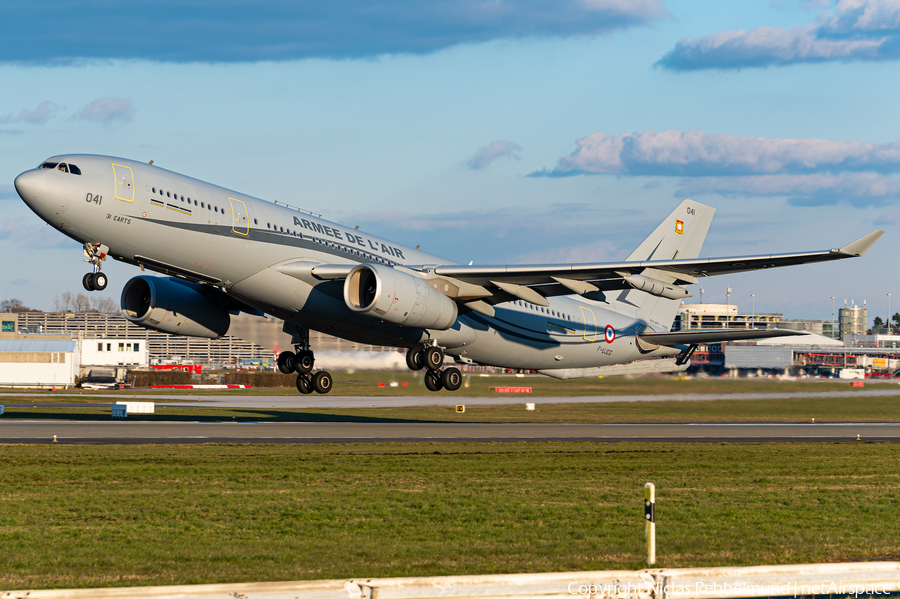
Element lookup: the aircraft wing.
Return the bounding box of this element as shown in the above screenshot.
[297,230,883,314]
[430,230,884,287]
[637,328,808,347]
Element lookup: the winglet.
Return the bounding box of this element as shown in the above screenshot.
[840,230,885,256]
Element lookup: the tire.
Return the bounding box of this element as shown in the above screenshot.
[82,273,94,291]
[424,346,444,371]
[296,374,313,394]
[277,351,296,374]
[313,371,333,394]
[90,272,108,291]
[406,347,424,371]
[424,369,443,392]
[295,350,314,374]
[441,367,462,391]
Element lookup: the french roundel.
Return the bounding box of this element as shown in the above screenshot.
[604,324,616,343]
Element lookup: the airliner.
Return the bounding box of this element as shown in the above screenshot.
[14,155,883,394]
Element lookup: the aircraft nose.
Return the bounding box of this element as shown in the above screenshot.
[14,169,44,203]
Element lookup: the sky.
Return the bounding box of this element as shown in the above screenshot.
[2,0,900,323]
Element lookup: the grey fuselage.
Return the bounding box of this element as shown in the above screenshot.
[16,154,678,370]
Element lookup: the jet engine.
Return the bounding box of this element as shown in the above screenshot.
[121,276,231,339]
[343,264,458,330]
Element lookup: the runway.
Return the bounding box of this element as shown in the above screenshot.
[0,421,897,444]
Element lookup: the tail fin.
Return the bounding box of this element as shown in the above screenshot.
[614,199,715,330]
[626,199,715,262]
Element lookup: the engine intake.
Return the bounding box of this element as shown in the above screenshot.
[121,276,231,339]
[344,264,458,330]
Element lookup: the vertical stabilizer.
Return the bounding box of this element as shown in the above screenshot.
[615,200,715,330]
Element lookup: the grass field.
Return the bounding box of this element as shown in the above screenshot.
[5,371,900,401]
[0,442,897,590]
[2,393,900,423]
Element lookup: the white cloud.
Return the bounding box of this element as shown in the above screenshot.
[536,129,900,177]
[78,97,134,123]
[467,140,522,170]
[657,0,900,70]
[0,100,64,125]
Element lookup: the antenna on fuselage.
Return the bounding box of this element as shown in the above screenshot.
[149,160,154,165]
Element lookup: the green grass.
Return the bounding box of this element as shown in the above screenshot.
[4,372,899,400]
[0,442,897,590]
[2,394,900,423]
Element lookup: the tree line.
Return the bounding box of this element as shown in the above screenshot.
[1,292,118,314]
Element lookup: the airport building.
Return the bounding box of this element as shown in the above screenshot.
[0,311,388,384]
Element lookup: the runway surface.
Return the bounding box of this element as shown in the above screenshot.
[1,421,897,444]
[3,388,900,408]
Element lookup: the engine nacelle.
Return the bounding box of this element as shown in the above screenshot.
[121,276,231,339]
[343,264,458,330]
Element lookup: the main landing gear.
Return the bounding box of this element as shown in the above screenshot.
[280,323,332,395]
[82,243,109,291]
[406,343,462,392]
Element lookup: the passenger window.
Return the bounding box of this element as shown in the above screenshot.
[160,189,164,195]
[167,192,171,197]
[152,187,156,193]
[57,163,68,173]
[254,218,258,224]
[201,202,205,208]
[194,200,198,206]
[214,206,218,213]
[69,164,81,175]
[180,195,184,201]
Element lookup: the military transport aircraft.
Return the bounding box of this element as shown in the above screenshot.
[14,155,883,394]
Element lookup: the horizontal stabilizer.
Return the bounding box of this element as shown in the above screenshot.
[539,357,688,380]
[638,328,808,347]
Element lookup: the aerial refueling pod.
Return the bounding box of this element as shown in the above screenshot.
[624,274,693,300]
[121,276,231,339]
[344,264,458,330]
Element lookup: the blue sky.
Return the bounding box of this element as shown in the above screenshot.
[3,0,899,322]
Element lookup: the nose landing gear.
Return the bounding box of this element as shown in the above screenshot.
[281,322,333,394]
[82,243,109,291]
[406,343,462,392]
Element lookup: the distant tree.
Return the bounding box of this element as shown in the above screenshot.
[873,316,885,330]
[52,292,119,313]
[0,298,41,313]
[892,312,900,333]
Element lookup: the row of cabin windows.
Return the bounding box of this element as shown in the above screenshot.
[514,300,574,322]
[151,187,226,214]
[97,342,140,352]
[39,162,82,175]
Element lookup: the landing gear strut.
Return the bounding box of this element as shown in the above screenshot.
[406,343,462,392]
[281,322,332,394]
[82,243,109,291]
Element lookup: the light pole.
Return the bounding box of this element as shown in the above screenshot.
[726,287,732,306]
[751,294,755,318]
[699,288,704,303]
[831,297,835,340]
[888,293,892,334]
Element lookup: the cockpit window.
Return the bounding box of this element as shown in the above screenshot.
[39,162,58,169]
[68,164,81,175]
[57,163,69,173]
